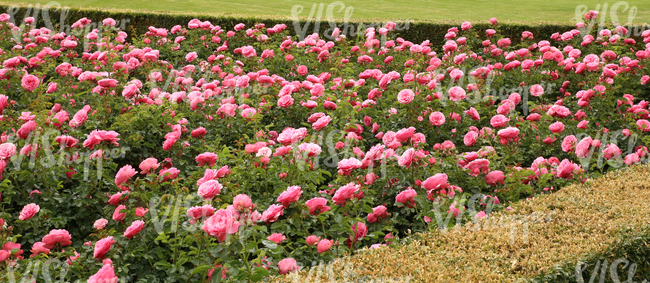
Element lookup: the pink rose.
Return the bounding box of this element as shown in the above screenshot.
[317,239,333,253]
[260,204,284,223]
[278,258,299,275]
[490,115,510,128]
[21,74,40,92]
[88,264,118,283]
[115,165,136,187]
[561,135,577,152]
[485,170,505,185]
[124,220,145,239]
[397,89,415,104]
[267,233,286,244]
[305,197,330,215]
[395,188,417,207]
[202,209,239,242]
[429,111,446,126]
[549,122,565,133]
[93,236,116,259]
[19,203,39,221]
[139,158,159,174]
[187,205,216,221]
[277,185,303,207]
[0,143,17,160]
[448,86,466,101]
[233,194,252,211]
[198,180,222,200]
[94,218,108,230]
[112,205,126,222]
[42,229,72,249]
[195,152,218,166]
[306,235,320,246]
[332,183,359,205]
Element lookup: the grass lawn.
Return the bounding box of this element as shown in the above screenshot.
[2,0,650,24]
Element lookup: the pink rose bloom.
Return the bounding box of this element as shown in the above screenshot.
[575,137,593,158]
[397,89,415,104]
[267,233,286,244]
[398,148,416,168]
[466,159,490,176]
[241,46,257,58]
[556,159,576,178]
[395,127,416,142]
[113,205,126,222]
[88,264,118,283]
[337,158,362,175]
[185,51,198,62]
[636,119,650,132]
[124,220,145,239]
[98,79,118,88]
[367,205,388,223]
[135,207,148,217]
[139,158,159,174]
[94,218,108,230]
[312,115,332,131]
[530,84,544,97]
[332,183,360,205]
[31,242,50,257]
[0,143,17,160]
[260,204,284,223]
[603,144,622,160]
[625,153,640,166]
[202,209,239,242]
[448,86,466,101]
[465,107,480,121]
[19,203,39,220]
[549,121,565,133]
[490,115,510,128]
[277,95,294,108]
[485,170,505,185]
[351,222,368,241]
[561,135,577,152]
[160,167,180,182]
[233,194,252,211]
[278,258,299,275]
[115,165,136,187]
[42,229,72,249]
[198,180,222,200]
[187,205,216,222]
[191,127,207,138]
[464,131,478,146]
[195,152,218,166]
[277,185,303,207]
[305,197,330,215]
[277,127,307,145]
[429,111,446,126]
[422,173,448,191]
[395,188,417,207]
[93,236,116,259]
[317,239,333,253]
[21,74,39,92]
[306,235,320,246]
[497,127,520,145]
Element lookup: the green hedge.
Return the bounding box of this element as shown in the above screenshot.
[0,1,625,49]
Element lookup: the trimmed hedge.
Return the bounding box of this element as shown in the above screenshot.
[277,165,650,282]
[0,1,611,49]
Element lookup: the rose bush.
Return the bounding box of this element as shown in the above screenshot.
[0,10,649,282]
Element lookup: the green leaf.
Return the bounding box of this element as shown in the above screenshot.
[262,240,277,250]
[191,264,213,275]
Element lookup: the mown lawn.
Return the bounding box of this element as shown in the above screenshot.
[2,0,650,24]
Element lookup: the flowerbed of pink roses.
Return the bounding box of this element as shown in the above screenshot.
[0,11,649,282]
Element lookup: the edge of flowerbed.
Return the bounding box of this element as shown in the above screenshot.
[272,165,650,282]
[0,1,617,48]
